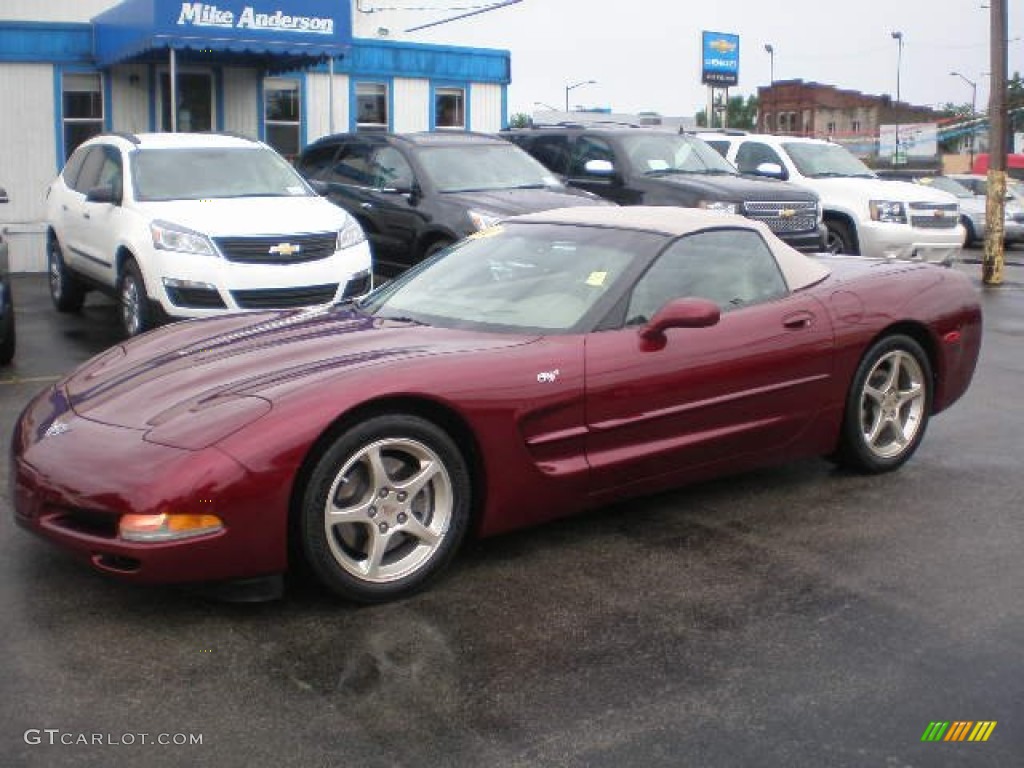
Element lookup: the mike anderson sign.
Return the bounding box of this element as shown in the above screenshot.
[177,2,335,35]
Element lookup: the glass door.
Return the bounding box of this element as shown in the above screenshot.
[159,71,214,132]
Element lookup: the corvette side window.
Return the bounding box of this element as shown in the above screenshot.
[626,229,788,324]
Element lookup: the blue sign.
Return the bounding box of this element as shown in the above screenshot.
[93,0,352,68]
[701,31,739,87]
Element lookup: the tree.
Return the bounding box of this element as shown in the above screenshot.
[695,94,759,130]
[508,112,531,129]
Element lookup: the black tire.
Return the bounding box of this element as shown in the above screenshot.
[48,237,86,312]
[834,334,932,473]
[961,216,977,247]
[300,414,472,603]
[0,291,15,365]
[119,258,154,337]
[825,219,858,255]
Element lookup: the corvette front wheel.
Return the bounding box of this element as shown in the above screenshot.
[835,334,932,473]
[301,415,472,603]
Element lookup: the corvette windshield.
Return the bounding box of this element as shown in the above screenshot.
[361,223,660,332]
[416,145,562,192]
[620,134,737,175]
[783,142,876,179]
[132,147,313,201]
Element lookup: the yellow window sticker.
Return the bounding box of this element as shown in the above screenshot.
[586,271,608,287]
[468,225,504,240]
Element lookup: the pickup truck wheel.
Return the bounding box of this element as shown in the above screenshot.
[961,216,977,247]
[119,258,154,337]
[48,238,86,312]
[825,220,857,255]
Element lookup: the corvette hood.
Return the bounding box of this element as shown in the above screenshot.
[65,308,536,430]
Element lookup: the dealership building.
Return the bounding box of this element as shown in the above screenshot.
[0,0,511,271]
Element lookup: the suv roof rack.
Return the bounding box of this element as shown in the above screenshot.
[97,131,141,145]
[524,120,643,130]
[689,128,748,136]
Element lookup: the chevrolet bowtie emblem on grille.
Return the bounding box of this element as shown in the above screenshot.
[933,210,945,218]
[269,242,301,256]
[779,209,796,218]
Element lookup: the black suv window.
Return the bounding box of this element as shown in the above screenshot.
[626,229,788,323]
[324,142,376,186]
[295,143,340,178]
[568,136,616,176]
[372,146,414,190]
[523,135,571,175]
[735,142,785,176]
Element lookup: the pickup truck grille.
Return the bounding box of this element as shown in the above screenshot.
[909,203,959,230]
[741,201,818,233]
[215,233,337,264]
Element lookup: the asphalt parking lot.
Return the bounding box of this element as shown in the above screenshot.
[2,248,1022,767]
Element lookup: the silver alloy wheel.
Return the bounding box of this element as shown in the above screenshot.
[120,274,141,336]
[48,245,63,300]
[324,437,453,583]
[858,349,927,459]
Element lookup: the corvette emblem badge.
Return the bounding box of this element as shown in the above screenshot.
[44,420,70,439]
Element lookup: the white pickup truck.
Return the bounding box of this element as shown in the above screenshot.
[699,132,963,263]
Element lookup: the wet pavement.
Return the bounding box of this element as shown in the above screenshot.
[2,250,1022,767]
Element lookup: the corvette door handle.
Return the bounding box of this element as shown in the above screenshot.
[783,311,815,329]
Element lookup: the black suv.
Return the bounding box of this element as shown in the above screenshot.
[296,132,609,275]
[503,126,825,252]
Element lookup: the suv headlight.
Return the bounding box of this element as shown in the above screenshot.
[869,200,907,224]
[337,216,367,251]
[468,209,502,231]
[698,200,739,213]
[151,220,218,257]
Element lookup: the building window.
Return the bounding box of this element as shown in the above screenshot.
[827,121,837,134]
[62,72,103,162]
[763,113,772,131]
[264,78,301,159]
[435,87,465,130]
[852,120,861,133]
[355,82,388,131]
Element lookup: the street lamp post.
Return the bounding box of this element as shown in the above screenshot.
[565,79,596,112]
[891,31,904,167]
[765,44,774,84]
[950,71,978,167]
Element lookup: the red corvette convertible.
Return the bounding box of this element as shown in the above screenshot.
[12,207,982,602]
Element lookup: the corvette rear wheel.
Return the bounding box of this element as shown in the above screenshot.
[835,334,932,473]
[301,415,471,602]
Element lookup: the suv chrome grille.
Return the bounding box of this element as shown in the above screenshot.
[909,202,958,230]
[741,201,818,233]
[215,233,337,264]
[231,284,338,309]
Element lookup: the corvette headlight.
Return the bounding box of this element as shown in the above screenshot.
[698,200,739,213]
[869,200,907,224]
[151,220,218,257]
[468,209,502,231]
[337,216,367,251]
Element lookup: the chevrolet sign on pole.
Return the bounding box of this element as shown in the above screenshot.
[701,31,740,86]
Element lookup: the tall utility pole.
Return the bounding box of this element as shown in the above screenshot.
[983,0,1007,285]
[891,31,903,167]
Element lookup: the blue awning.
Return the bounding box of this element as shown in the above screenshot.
[93,0,352,69]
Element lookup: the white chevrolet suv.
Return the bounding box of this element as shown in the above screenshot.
[46,132,372,336]
[699,132,964,263]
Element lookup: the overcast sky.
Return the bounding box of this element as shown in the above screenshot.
[383,0,1022,117]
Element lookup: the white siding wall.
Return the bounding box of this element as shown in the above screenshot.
[392,78,429,133]
[470,83,503,133]
[110,64,150,135]
[222,68,260,138]
[0,64,57,271]
[305,72,350,144]
[0,0,118,22]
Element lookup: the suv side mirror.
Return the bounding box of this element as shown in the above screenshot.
[639,297,720,350]
[754,162,787,180]
[584,159,615,177]
[0,187,8,204]
[86,185,120,205]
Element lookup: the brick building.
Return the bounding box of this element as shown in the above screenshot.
[757,79,943,157]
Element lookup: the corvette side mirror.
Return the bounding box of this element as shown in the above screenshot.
[639,297,720,350]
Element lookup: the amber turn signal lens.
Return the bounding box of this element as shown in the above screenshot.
[119,513,224,542]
